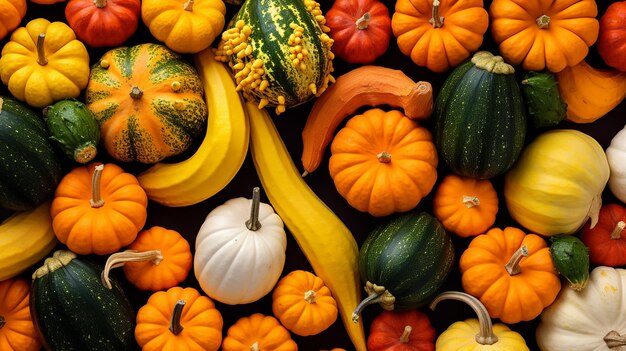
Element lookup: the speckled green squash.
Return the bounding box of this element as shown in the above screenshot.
[0,96,62,211]
[215,0,334,114]
[434,51,527,179]
[352,212,454,321]
[85,43,207,164]
[550,235,590,292]
[30,250,136,351]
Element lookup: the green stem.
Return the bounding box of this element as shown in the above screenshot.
[245,187,262,231]
[169,300,186,335]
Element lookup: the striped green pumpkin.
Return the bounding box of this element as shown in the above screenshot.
[215,0,334,114]
[434,51,527,179]
[85,43,207,164]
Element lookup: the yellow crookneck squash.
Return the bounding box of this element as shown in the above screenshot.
[0,18,90,108]
[0,0,26,41]
[489,0,599,73]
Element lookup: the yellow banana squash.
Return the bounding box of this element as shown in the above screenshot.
[246,103,366,351]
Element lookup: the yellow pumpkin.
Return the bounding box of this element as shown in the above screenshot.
[0,18,89,108]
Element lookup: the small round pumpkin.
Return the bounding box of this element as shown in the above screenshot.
[597,1,626,72]
[272,270,338,336]
[222,313,297,351]
[0,278,41,351]
[580,203,626,267]
[65,0,141,48]
[101,226,192,291]
[459,227,561,324]
[0,18,90,108]
[50,163,148,255]
[135,286,223,351]
[329,108,438,217]
[433,174,498,237]
[0,0,26,41]
[367,309,435,351]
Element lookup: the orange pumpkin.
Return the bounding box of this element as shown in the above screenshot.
[135,286,223,351]
[459,227,561,324]
[368,310,435,351]
[272,270,338,336]
[101,226,192,291]
[0,0,26,41]
[391,0,489,73]
[0,278,40,351]
[329,108,438,217]
[222,313,297,351]
[433,174,498,237]
[50,163,148,255]
[489,0,599,72]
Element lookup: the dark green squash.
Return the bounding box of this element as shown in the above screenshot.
[521,71,567,129]
[550,235,590,292]
[30,250,136,351]
[0,96,62,211]
[44,99,100,164]
[434,51,527,179]
[352,212,454,322]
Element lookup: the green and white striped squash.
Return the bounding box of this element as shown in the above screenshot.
[215,0,334,115]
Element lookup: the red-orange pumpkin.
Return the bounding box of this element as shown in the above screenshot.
[580,203,626,267]
[597,1,626,71]
[368,310,435,351]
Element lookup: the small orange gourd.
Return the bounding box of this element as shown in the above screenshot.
[433,174,498,237]
[50,163,148,255]
[222,313,297,351]
[0,278,41,351]
[135,286,223,351]
[101,226,192,291]
[272,270,338,336]
[329,108,438,217]
[0,0,26,41]
[459,227,561,324]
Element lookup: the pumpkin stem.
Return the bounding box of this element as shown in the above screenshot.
[430,291,499,345]
[245,187,263,231]
[36,33,47,66]
[612,221,626,240]
[100,250,164,289]
[605,331,626,348]
[504,246,529,275]
[0,316,5,329]
[183,0,194,11]
[536,14,550,29]
[429,0,444,28]
[377,152,392,163]
[169,300,186,335]
[304,289,317,304]
[129,86,143,100]
[90,164,105,208]
[463,195,480,208]
[352,281,395,323]
[250,342,260,351]
[94,0,107,8]
[355,12,371,30]
[400,325,412,343]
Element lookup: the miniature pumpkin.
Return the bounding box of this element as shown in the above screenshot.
[101,226,192,291]
[489,0,599,72]
[195,188,287,305]
[135,286,223,351]
[391,0,489,73]
[272,270,338,336]
[430,291,529,350]
[50,163,148,255]
[580,203,626,267]
[597,1,626,72]
[0,0,26,41]
[65,0,141,48]
[222,313,297,351]
[459,227,561,324]
[607,125,626,203]
[329,108,438,217]
[326,0,391,64]
[0,278,41,351]
[141,0,226,54]
[433,174,498,237]
[367,309,435,351]
[0,18,90,108]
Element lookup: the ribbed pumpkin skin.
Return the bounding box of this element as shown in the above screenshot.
[359,212,454,309]
[86,43,207,163]
[434,56,527,179]
[0,97,62,210]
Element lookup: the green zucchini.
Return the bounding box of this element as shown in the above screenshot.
[44,99,100,163]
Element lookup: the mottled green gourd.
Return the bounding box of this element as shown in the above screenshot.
[434,51,527,179]
[550,235,590,291]
[214,0,334,115]
[30,250,136,351]
[521,71,567,128]
[44,99,100,164]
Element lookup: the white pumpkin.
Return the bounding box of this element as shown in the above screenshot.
[536,266,626,351]
[194,188,287,305]
[607,124,626,204]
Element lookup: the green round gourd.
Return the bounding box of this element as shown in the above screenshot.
[550,235,590,291]
[434,51,527,179]
[0,96,62,211]
[521,71,567,129]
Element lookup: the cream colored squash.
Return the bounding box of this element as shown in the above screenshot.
[537,266,626,351]
[194,187,286,305]
[607,125,626,204]
[504,129,609,236]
